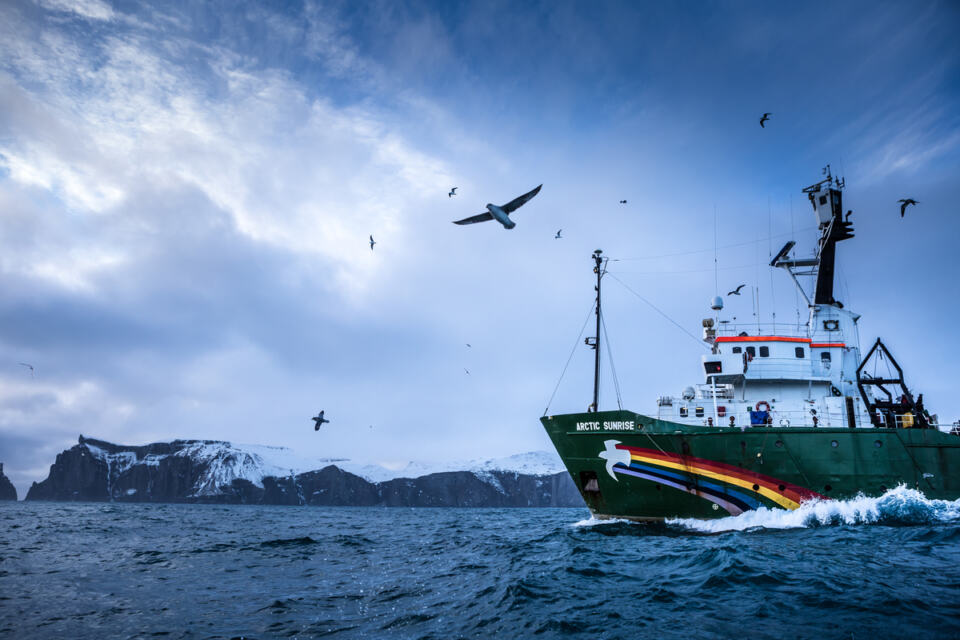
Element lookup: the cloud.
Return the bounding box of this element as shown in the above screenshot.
[36,0,114,21]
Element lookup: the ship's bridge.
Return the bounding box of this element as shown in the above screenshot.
[701,321,849,386]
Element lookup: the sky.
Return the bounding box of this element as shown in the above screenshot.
[1,0,958,496]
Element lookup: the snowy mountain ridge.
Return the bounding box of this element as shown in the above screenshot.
[81,438,566,497]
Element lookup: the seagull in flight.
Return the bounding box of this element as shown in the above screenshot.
[898,198,918,217]
[759,113,771,128]
[312,411,330,431]
[448,187,458,197]
[619,200,627,204]
[466,343,471,348]
[555,229,562,239]
[19,362,34,378]
[369,235,376,250]
[727,284,746,296]
[464,368,470,375]
[452,184,542,230]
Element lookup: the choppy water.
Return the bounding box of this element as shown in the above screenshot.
[2,486,960,639]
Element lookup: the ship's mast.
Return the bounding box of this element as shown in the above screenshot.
[771,166,853,308]
[587,249,605,412]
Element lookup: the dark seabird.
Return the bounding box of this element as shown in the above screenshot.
[312,411,330,431]
[369,235,376,250]
[898,198,918,217]
[555,229,562,239]
[619,200,627,204]
[727,284,746,296]
[464,368,470,375]
[759,113,771,128]
[452,184,542,229]
[19,362,34,378]
[448,187,458,197]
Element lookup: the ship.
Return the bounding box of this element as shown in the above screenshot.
[541,169,960,520]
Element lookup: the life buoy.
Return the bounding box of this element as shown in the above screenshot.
[755,400,771,412]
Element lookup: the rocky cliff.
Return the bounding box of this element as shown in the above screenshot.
[25,436,583,507]
[0,463,17,501]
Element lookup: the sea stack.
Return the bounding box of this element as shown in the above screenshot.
[0,463,18,501]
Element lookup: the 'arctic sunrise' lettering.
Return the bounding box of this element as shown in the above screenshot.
[575,421,635,431]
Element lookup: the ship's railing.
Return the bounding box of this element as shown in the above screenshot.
[678,410,959,431]
[714,322,810,338]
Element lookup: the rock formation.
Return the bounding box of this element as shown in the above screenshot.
[0,463,17,501]
[26,436,583,507]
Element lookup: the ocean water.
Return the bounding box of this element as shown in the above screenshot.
[2,487,960,639]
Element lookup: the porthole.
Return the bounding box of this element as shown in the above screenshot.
[830,440,839,448]
[824,484,832,492]
[775,440,784,448]
[752,484,760,491]
[778,484,786,492]
[874,440,882,448]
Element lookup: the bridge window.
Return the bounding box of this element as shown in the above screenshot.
[704,361,722,374]
[746,346,756,358]
[679,407,688,417]
[732,346,742,354]
[759,346,770,357]
[795,347,805,358]
[821,352,831,361]
[695,407,704,417]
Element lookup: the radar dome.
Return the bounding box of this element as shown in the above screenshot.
[682,386,696,400]
[711,296,724,311]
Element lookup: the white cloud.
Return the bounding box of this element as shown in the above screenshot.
[36,0,115,21]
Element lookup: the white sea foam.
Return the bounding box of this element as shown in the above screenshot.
[571,515,632,528]
[667,485,960,533]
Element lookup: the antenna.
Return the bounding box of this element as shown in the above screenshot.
[713,204,719,297]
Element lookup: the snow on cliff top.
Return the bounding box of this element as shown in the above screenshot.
[83,440,565,492]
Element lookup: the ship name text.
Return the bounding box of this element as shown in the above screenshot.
[575,420,635,431]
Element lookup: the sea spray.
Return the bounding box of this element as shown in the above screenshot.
[667,485,960,533]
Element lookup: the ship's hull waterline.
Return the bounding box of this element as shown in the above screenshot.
[542,410,960,521]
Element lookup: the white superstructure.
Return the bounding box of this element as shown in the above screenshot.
[655,170,934,431]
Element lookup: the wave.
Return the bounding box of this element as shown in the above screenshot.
[668,485,960,533]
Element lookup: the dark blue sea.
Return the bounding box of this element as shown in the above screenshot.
[2,487,960,639]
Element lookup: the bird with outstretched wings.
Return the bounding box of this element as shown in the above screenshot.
[898,198,918,217]
[727,284,746,296]
[312,410,330,431]
[453,184,542,229]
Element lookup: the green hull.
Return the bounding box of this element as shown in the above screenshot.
[542,410,960,520]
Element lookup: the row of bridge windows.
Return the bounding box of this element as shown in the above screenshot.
[730,345,832,361]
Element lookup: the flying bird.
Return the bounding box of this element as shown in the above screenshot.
[898,198,918,217]
[312,411,330,431]
[464,368,470,375]
[466,343,471,348]
[619,200,627,204]
[555,229,562,239]
[448,187,458,197]
[759,113,772,128]
[727,284,746,296]
[452,184,542,230]
[369,235,376,250]
[19,362,34,378]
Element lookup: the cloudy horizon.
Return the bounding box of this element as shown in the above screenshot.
[1,0,958,496]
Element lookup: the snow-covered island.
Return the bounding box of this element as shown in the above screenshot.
[24,436,581,507]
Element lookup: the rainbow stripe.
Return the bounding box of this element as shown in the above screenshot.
[613,444,825,516]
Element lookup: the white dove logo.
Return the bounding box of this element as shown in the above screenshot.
[598,439,631,480]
